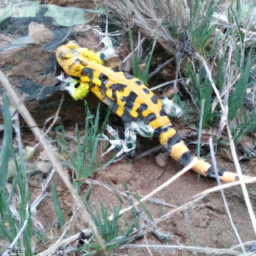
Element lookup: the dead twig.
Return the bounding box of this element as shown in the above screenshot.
[148,57,174,79]
[146,198,177,208]
[150,78,186,91]
[132,145,163,161]
[195,177,256,196]
[119,244,241,255]
[31,168,55,213]
[43,94,64,136]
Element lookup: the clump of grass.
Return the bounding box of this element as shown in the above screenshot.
[78,201,137,254]
[228,53,254,122]
[128,30,155,85]
[92,203,123,244]
[56,100,111,191]
[185,61,217,127]
[0,94,33,255]
[51,182,66,230]
[189,0,220,57]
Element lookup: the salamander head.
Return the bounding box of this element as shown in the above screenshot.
[56,42,80,77]
[56,42,104,100]
[56,41,104,77]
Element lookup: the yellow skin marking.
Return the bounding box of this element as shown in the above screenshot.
[191,158,211,177]
[159,128,176,145]
[56,42,251,183]
[170,141,189,162]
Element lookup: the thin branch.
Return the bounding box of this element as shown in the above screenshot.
[150,78,185,91]
[31,168,55,213]
[148,57,174,79]
[156,195,204,224]
[43,94,64,136]
[231,240,256,251]
[195,176,256,196]
[119,244,241,255]
[121,37,146,65]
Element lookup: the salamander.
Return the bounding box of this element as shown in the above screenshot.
[56,41,249,183]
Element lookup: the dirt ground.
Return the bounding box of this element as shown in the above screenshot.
[91,156,255,254]
[29,121,256,255]
[1,1,256,254]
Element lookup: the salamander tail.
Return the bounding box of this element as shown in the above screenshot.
[154,126,250,182]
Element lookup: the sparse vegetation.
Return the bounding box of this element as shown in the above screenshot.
[1,0,256,255]
[0,95,33,255]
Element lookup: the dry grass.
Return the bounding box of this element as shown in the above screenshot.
[1,0,256,255]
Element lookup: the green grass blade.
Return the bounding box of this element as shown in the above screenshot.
[142,40,155,84]
[51,182,65,229]
[0,94,12,206]
[0,94,18,240]
[228,54,253,121]
[128,30,140,79]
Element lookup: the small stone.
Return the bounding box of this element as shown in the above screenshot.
[155,152,170,167]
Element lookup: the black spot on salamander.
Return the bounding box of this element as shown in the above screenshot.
[143,88,150,94]
[166,132,181,151]
[217,168,227,177]
[151,95,158,104]
[136,80,142,86]
[111,87,117,100]
[153,126,169,139]
[110,84,127,101]
[145,113,157,124]
[82,67,94,79]
[206,166,231,179]
[137,103,148,114]
[160,107,166,116]
[205,166,218,179]
[123,72,134,79]
[100,83,108,97]
[124,91,138,112]
[99,73,108,83]
[121,110,133,124]
[179,151,192,166]
[115,83,127,91]
[111,67,120,72]
[111,102,119,113]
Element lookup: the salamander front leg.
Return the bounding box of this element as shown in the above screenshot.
[160,96,183,118]
[102,124,136,162]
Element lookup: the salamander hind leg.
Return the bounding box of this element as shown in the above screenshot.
[102,124,136,162]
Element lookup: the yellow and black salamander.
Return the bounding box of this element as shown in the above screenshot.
[56,41,249,183]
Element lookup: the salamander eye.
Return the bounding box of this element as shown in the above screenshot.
[59,52,73,59]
